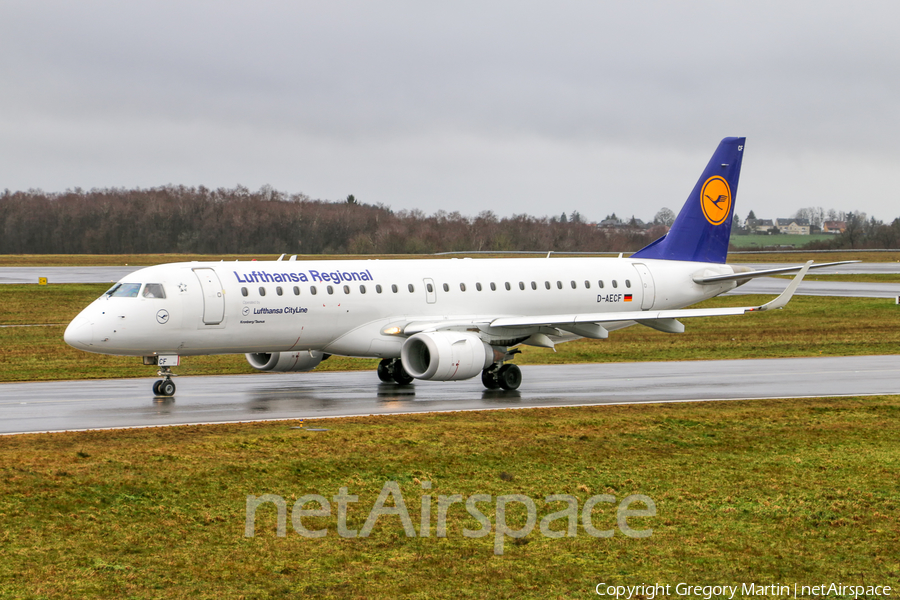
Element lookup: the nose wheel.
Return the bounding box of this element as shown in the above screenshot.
[153,366,177,396]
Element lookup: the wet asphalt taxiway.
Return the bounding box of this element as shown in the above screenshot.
[2,355,899,435]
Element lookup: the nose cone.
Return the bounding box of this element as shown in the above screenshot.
[64,315,93,350]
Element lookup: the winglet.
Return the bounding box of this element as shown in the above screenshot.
[752,260,812,312]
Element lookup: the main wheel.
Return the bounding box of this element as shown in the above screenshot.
[377,359,394,383]
[392,361,414,385]
[152,380,163,395]
[159,379,176,396]
[497,364,522,391]
[481,369,500,389]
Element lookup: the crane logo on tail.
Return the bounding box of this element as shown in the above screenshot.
[700,176,732,226]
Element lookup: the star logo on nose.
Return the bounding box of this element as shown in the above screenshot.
[178,283,187,292]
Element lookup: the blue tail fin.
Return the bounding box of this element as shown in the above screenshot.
[632,137,745,264]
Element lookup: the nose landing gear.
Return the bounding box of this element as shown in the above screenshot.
[152,366,177,397]
[144,355,179,397]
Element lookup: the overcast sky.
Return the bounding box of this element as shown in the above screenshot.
[1,1,898,223]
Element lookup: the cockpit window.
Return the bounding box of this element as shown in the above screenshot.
[105,283,141,298]
[142,284,166,299]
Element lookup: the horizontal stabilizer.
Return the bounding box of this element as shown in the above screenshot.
[693,260,858,285]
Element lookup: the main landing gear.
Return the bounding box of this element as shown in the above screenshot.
[377,358,522,391]
[377,358,414,385]
[481,363,522,391]
[152,365,177,397]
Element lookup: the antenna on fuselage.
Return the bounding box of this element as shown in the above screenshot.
[546,251,552,258]
[277,254,285,261]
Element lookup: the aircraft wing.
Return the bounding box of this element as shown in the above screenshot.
[404,261,812,336]
[693,260,857,284]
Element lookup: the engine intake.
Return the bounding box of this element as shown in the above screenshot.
[400,331,496,381]
[245,351,326,372]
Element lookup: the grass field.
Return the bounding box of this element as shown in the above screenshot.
[729,233,836,249]
[2,283,899,382]
[1,397,898,598]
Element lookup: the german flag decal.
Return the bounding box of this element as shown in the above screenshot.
[624,294,633,302]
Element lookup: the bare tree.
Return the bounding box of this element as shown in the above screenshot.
[653,207,676,227]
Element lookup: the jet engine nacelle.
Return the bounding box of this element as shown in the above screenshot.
[400,331,496,381]
[245,351,326,372]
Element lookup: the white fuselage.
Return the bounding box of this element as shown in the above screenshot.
[64,256,736,358]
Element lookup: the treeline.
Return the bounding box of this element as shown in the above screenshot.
[802,212,900,250]
[0,186,663,255]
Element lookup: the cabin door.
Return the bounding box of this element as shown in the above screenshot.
[193,268,226,325]
[632,263,656,310]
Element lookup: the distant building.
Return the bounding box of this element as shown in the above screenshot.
[776,218,810,235]
[746,218,774,233]
[822,220,847,234]
[597,217,625,230]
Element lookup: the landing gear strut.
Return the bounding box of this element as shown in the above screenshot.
[377,358,414,385]
[482,363,521,391]
[153,366,177,397]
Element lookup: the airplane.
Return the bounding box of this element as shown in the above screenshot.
[64,137,848,396]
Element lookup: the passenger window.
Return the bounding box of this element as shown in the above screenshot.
[259,287,266,296]
[143,283,166,298]
[408,284,415,293]
[360,285,366,294]
[598,281,604,289]
[376,284,383,293]
[625,280,632,288]
[570,281,577,289]
[343,285,350,294]
[443,283,449,292]
[391,284,398,293]
[460,283,466,292]
[476,283,482,291]
[327,285,334,295]
[556,281,563,289]
[241,287,249,297]
[519,282,525,290]
[505,282,511,291]
[427,283,434,293]
[490,282,496,291]
[276,286,283,296]
[107,283,141,298]
[545,281,551,290]
[531,282,537,290]
[293,286,300,295]
[311,286,318,295]
[612,280,618,288]
[584,280,591,289]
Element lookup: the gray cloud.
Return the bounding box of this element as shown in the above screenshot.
[1,1,898,223]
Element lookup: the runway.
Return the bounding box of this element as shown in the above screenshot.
[2,261,900,282]
[3,355,899,435]
[2,264,898,298]
[728,276,900,298]
[0,266,136,284]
